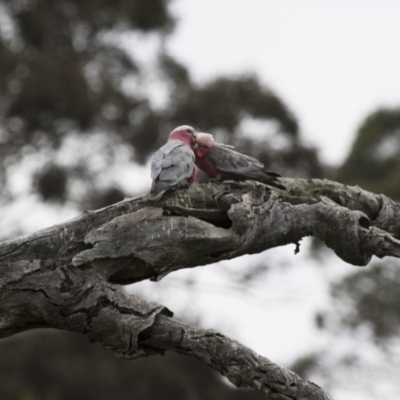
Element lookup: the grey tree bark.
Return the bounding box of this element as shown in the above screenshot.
[1,178,400,399]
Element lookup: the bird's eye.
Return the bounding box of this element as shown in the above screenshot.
[186,128,192,134]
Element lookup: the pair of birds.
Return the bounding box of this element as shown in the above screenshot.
[145,125,285,201]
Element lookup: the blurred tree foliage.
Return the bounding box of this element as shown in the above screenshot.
[0,0,173,203]
[0,0,325,208]
[0,330,264,400]
[332,107,400,340]
[0,2,328,394]
[337,108,400,200]
[330,260,400,341]
[302,107,400,390]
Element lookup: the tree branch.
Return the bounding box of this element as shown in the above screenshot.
[69,178,400,280]
[1,178,399,399]
[140,314,332,400]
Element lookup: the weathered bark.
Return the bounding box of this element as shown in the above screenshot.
[1,178,400,399]
[141,314,331,400]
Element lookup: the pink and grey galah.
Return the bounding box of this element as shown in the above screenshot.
[144,125,198,201]
[194,132,286,190]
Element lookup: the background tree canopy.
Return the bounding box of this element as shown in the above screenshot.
[1,0,400,399]
[0,0,324,210]
[338,108,400,200]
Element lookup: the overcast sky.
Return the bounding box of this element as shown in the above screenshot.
[168,0,400,166]
[1,3,399,398]
[163,4,400,398]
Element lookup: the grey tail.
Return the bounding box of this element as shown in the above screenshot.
[260,170,286,190]
[262,170,281,178]
[143,189,165,202]
[263,179,286,190]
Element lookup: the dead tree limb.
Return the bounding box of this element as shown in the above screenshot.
[1,178,400,399]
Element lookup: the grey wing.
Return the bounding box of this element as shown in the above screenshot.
[215,143,262,166]
[150,140,182,180]
[150,149,166,181]
[158,144,194,183]
[206,143,284,189]
[215,142,236,150]
[148,141,194,200]
[208,144,264,175]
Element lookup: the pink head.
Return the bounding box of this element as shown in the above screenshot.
[194,132,215,158]
[168,125,197,148]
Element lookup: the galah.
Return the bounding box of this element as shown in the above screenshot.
[144,125,198,201]
[194,132,286,190]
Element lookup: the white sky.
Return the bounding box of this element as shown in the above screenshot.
[1,3,400,398]
[165,3,400,397]
[168,0,400,165]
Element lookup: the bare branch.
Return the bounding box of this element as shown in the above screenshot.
[140,314,333,400]
[1,178,399,399]
[67,179,400,281]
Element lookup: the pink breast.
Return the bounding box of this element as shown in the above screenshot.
[195,155,220,178]
[187,167,197,184]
